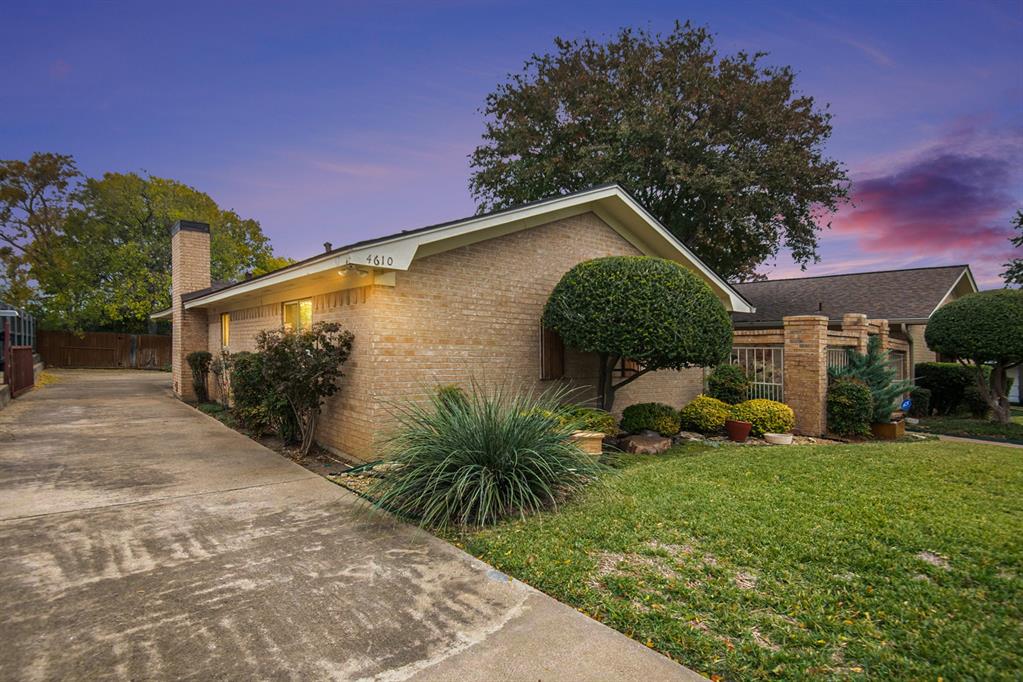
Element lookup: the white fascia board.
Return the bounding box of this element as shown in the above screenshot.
[928,267,977,318]
[151,307,172,321]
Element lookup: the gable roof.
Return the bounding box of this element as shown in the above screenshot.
[731,265,977,326]
[158,184,753,317]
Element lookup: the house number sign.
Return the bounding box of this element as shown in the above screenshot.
[365,254,394,267]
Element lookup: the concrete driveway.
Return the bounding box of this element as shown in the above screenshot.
[0,370,700,681]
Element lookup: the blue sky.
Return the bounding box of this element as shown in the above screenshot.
[3,0,1021,285]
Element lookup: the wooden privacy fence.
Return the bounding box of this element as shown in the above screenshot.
[37,331,171,369]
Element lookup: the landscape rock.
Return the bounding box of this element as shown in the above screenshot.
[621,434,673,454]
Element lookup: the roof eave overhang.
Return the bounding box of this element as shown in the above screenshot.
[180,185,754,313]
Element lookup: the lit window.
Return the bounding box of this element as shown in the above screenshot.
[283,299,313,332]
[220,312,231,347]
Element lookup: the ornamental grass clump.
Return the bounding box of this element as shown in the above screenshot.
[368,383,603,528]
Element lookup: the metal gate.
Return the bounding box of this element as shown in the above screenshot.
[730,346,784,401]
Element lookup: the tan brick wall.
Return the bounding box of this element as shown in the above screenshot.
[783,315,829,436]
[171,225,211,401]
[193,212,712,460]
[365,212,705,457]
[907,323,935,365]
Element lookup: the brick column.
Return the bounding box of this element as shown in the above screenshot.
[783,315,829,436]
[842,313,870,352]
[171,220,211,401]
[870,318,890,351]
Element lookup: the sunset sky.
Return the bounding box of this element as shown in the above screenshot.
[3,1,1021,287]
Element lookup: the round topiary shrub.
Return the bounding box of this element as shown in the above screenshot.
[827,378,873,437]
[543,256,732,410]
[706,363,750,405]
[620,402,681,436]
[679,395,732,434]
[729,399,795,437]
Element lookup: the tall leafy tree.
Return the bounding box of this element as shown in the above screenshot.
[470,22,849,281]
[0,153,293,331]
[1003,209,1022,287]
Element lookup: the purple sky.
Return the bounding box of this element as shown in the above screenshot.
[3,1,1021,287]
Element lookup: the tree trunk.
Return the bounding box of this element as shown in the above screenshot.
[990,364,1011,424]
[300,410,318,455]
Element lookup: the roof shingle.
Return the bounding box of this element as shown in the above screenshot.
[732,265,972,325]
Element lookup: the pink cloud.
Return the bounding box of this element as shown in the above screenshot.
[49,59,71,79]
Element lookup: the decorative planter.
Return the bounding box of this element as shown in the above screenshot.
[764,432,794,445]
[725,419,753,443]
[870,420,905,440]
[570,430,606,456]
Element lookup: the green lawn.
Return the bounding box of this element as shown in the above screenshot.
[909,414,1023,443]
[456,442,1022,680]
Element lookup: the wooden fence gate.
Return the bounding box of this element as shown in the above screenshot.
[37,331,171,369]
[9,346,35,397]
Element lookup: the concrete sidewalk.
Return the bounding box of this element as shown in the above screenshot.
[0,370,702,681]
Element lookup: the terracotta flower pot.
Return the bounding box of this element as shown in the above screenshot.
[725,419,753,443]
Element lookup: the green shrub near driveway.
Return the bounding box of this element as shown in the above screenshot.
[186,350,212,403]
[706,363,750,405]
[679,395,731,433]
[368,383,603,528]
[729,398,795,437]
[620,402,681,436]
[827,378,873,437]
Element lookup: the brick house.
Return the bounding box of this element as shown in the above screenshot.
[156,185,754,461]
[732,265,978,370]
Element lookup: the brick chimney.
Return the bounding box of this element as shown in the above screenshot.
[171,220,211,401]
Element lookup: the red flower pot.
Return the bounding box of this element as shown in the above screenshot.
[725,419,753,443]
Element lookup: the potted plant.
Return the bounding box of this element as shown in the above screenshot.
[829,337,911,441]
[725,418,752,442]
[763,432,794,445]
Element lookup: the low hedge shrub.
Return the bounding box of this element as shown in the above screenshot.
[620,402,681,436]
[963,384,991,419]
[915,362,974,415]
[908,387,931,418]
[827,378,873,437]
[679,395,731,434]
[706,364,750,405]
[560,406,619,436]
[729,399,795,437]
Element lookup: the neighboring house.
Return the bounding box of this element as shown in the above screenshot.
[155,185,753,461]
[731,265,979,372]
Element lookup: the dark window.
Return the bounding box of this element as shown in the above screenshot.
[540,324,564,380]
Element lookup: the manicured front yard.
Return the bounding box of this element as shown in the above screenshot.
[456,442,1022,680]
[909,414,1023,443]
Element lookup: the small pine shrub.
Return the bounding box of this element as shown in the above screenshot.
[729,399,795,437]
[679,395,731,434]
[620,402,681,436]
[186,350,213,403]
[827,378,873,437]
[908,387,931,418]
[706,364,750,405]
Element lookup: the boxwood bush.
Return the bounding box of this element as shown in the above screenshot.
[620,402,681,436]
[827,378,873,437]
[729,399,795,437]
[679,395,731,434]
[706,363,750,405]
[559,406,619,436]
[908,386,931,418]
[915,362,974,415]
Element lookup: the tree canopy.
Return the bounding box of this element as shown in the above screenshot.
[926,289,1023,424]
[543,255,732,409]
[0,152,292,332]
[470,21,849,281]
[1003,209,1022,287]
